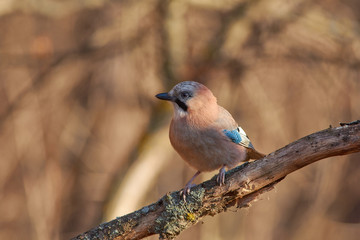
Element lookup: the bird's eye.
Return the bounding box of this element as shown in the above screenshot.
[180,91,191,99]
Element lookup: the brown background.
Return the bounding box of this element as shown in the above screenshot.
[0,0,360,239]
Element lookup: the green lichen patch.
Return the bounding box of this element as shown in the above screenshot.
[155,188,205,239]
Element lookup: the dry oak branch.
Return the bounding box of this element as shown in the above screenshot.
[73,122,360,240]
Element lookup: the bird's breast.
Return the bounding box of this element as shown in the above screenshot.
[169,119,247,172]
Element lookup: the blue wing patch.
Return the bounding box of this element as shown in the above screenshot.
[223,128,254,149]
[223,129,242,143]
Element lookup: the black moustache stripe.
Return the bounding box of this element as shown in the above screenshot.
[175,99,188,111]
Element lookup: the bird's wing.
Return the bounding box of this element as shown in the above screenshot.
[215,106,238,129]
[223,126,254,149]
[215,106,253,148]
[216,106,265,159]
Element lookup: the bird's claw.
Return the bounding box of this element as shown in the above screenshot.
[180,171,201,202]
[217,166,226,186]
[180,183,196,202]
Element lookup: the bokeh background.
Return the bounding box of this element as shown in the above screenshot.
[1,0,360,239]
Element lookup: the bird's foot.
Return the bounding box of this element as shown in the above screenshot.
[180,171,201,202]
[180,183,196,202]
[217,166,226,186]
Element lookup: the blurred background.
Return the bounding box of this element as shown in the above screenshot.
[0,0,360,239]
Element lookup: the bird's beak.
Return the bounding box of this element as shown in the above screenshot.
[155,92,173,101]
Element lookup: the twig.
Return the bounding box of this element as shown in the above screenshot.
[340,120,360,126]
[72,122,360,240]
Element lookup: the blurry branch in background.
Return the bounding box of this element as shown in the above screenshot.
[0,27,151,130]
[73,122,360,240]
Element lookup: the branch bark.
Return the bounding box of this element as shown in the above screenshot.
[72,122,360,240]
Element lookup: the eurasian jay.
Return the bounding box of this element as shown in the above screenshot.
[156,81,265,200]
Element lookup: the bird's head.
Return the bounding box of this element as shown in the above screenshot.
[156,81,218,120]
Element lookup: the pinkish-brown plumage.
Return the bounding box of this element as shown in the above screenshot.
[156,81,264,199]
[169,107,247,172]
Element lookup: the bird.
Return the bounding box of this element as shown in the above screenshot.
[156,81,265,200]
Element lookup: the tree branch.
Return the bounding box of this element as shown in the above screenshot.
[72,122,360,240]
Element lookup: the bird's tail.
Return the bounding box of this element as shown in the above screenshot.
[246,148,266,160]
